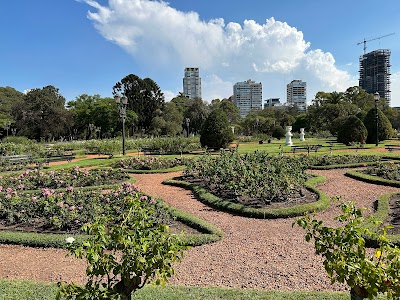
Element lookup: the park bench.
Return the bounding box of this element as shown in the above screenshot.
[291,145,322,154]
[1,154,33,163]
[141,145,162,155]
[385,145,400,152]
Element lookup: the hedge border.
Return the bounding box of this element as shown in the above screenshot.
[163,175,330,219]
[345,170,400,188]
[361,192,400,245]
[309,161,379,170]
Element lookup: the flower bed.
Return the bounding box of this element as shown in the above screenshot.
[364,162,400,181]
[0,166,129,191]
[113,157,191,171]
[184,151,309,206]
[0,182,173,232]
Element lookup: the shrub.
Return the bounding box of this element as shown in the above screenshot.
[295,200,400,299]
[337,115,367,145]
[364,108,394,144]
[271,126,286,139]
[200,109,234,149]
[57,196,188,300]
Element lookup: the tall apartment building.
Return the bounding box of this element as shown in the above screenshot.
[359,49,391,105]
[233,79,262,118]
[286,80,307,112]
[264,98,281,108]
[183,67,201,100]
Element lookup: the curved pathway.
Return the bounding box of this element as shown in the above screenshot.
[0,168,399,291]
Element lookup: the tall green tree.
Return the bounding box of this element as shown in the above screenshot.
[13,86,72,141]
[184,98,209,135]
[364,108,394,144]
[0,86,23,124]
[337,115,367,145]
[68,94,128,139]
[113,74,164,133]
[200,109,234,149]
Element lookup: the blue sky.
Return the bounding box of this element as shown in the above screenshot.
[1,0,400,106]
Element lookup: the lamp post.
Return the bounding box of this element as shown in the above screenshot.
[185,118,190,138]
[11,128,17,136]
[374,92,380,147]
[4,122,11,137]
[88,123,95,139]
[115,95,128,155]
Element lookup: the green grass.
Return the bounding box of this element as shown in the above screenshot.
[2,279,384,300]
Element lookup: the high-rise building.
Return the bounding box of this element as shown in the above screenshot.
[359,49,391,105]
[233,79,262,118]
[264,98,281,108]
[286,80,307,112]
[183,67,201,100]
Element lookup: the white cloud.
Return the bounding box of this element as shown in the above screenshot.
[391,71,400,107]
[81,0,357,102]
[202,74,233,101]
[162,90,176,102]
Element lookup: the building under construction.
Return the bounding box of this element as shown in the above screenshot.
[359,49,391,105]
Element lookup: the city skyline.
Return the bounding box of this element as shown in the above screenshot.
[1,0,399,106]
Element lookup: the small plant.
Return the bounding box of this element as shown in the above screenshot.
[57,195,188,300]
[294,199,400,299]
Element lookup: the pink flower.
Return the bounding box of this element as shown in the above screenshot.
[57,202,64,207]
[69,205,75,211]
[105,198,110,203]
[74,219,80,224]
[66,186,74,192]
[5,194,12,199]
[6,187,13,193]
[31,197,37,202]
[139,195,148,201]
[18,184,25,190]
[0,186,2,192]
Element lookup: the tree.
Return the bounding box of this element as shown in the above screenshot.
[13,86,72,141]
[337,116,367,145]
[364,108,394,144]
[68,94,122,139]
[184,99,209,135]
[272,126,286,139]
[0,86,23,123]
[200,109,234,149]
[113,74,164,133]
[218,99,240,124]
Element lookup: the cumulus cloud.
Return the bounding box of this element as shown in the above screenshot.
[391,71,400,107]
[81,0,357,102]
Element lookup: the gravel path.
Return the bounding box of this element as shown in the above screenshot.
[1,168,399,291]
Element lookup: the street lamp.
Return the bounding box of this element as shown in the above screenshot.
[374,92,380,147]
[115,94,128,155]
[3,122,11,137]
[185,118,190,138]
[11,128,17,136]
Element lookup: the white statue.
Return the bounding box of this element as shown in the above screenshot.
[285,126,293,146]
[300,128,305,142]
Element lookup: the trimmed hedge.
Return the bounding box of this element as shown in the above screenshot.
[163,175,330,219]
[123,166,186,174]
[0,231,88,248]
[309,161,378,170]
[361,192,400,245]
[345,170,400,188]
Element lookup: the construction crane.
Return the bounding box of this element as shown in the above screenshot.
[357,33,395,54]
